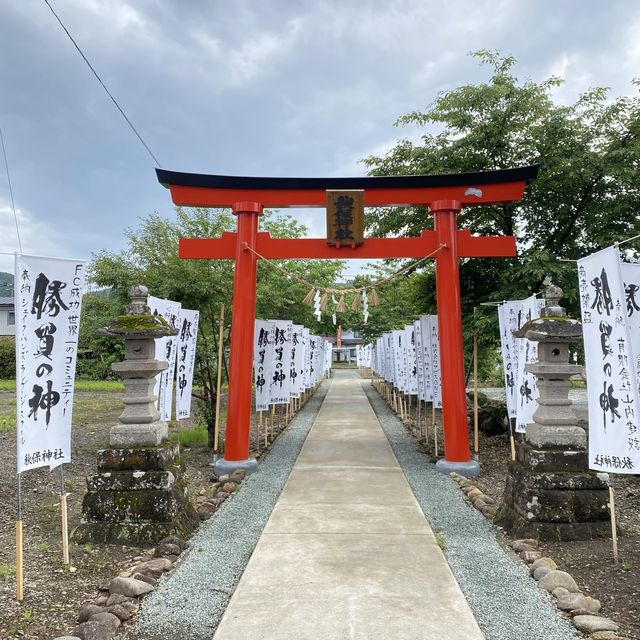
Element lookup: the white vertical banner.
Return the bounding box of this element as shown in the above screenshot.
[325,341,333,375]
[307,335,318,387]
[270,321,292,404]
[578,246,640,473]
[414,320,426,402]
[620,262,640,385]
[175,309,199,420]
[404,324,418,395]
[384,332,394,385]
[419,315,434,402]
[148,296,182,421]
[429,316,442,409]
[254,320,275,411]
[514,296,544,433]
[498,301,522,419]
[311,335,322,385]
[363,344,372,368]
[301,328,311,389]
[16,255,86,472]
[290,325,305,398]
[392,330,404,391]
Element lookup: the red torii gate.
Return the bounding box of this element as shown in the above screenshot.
[156,166,538,478]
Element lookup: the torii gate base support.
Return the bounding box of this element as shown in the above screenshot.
[156,165,538,479]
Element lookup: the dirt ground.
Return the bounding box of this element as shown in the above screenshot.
[0,385,300,640]
[475,431,640,640]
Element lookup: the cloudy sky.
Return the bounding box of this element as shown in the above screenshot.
[0,0,639,278]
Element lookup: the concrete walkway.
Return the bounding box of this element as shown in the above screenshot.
[213,375,484,640]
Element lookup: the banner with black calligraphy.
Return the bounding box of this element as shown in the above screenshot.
[392,330,405,392]
[419,316,434,403]
[428,316,442,409]
[175,309,199,420]
[578,246,640,474]
[253,320,275,411]
[269,321,292,405]
[498,301,521,420]
[16,255,86,473]
[514,296,544,434]
[404,324,419,396]
[620,262,640,386]
[148,296,182,422]
[290,325,304,398]
[413,320,426,402]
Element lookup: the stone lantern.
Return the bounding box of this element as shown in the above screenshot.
[497,284,610,540]
[74,285,198,545]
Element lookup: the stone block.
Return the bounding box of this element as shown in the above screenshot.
[86,470,176,492]
[80,485,189,523]
[73,503,198,546]
[110,422,168,447]
[517,442,588,473]
[97,443,179,472]
[497,462,611,540]
[526,424,586,448]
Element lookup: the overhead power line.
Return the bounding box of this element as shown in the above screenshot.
[43,0,162,167]
[0,127,23,253]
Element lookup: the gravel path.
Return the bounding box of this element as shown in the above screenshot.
[362,381,578,640]
[128,382,329,640]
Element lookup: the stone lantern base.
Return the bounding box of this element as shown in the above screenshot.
[497,443,611,541]
[73,442,199,546]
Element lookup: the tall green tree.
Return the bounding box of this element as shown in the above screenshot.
[363,50,640,369]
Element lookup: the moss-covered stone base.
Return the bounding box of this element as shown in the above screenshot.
[73,443,198,546]
[496,459,610,541]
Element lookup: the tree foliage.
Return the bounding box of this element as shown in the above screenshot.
[87,206,345,431]
[362,50,640,370]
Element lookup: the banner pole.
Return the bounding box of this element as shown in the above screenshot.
[213,304,225,462]
[432,403,438,457]
[609,483,619,563]
[58,465,70,565]
[509,417,516,462]
[473,333,479,455]
[16,470,24,601]
[270,404,275,441]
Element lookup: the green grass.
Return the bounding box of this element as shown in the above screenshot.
[435,533,446,551]
[0,379,124,392]
[171,425,209,448]
[0,564,16,580]
[0,379,124,432]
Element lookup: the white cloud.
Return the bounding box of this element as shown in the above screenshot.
[0,203,82,275]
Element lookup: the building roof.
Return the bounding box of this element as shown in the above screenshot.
[0,297,14,306]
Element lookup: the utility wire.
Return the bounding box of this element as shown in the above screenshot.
[0,127,23,254]
[43,0,162,167]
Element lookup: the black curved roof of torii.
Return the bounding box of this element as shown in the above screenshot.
[156,165,539,190]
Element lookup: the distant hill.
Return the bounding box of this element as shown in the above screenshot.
[0,272,13,296]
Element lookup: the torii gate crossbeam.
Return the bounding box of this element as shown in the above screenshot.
[156,166,538,478]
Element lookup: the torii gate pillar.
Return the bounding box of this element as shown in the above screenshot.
[156,165,538,479]
[219,201,263,476]
[432,199,476,475]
